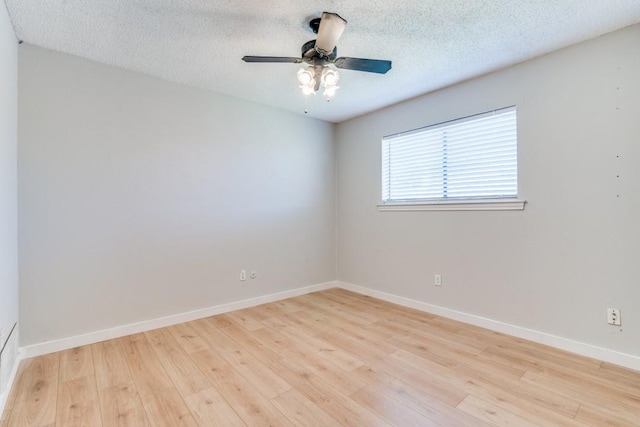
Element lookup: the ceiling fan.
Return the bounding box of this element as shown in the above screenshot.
[242,12,392,99]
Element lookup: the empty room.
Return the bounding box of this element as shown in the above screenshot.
[1,1,640,426]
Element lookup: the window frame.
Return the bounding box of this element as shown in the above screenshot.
[379,106,526,211]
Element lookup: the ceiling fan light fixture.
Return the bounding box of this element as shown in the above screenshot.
[321,68,339,86]
[297,66,317,96]
[243,11,392,107]
[321,68,339,99]
[296,66,315,85]
[323,84,339,99]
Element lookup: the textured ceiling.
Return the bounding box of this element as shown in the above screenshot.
[5,1,640,122]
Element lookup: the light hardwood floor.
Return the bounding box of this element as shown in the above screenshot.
[2,288,640,426]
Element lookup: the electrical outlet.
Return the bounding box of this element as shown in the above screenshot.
[240,270,246,281]
[607,308,621,326]
[434,274,442,287]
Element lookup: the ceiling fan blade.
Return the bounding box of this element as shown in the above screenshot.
[315,12,347,56]
[334,57,392,74]
[242,56,303,63]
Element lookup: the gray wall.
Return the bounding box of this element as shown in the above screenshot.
[336,24,640,356]
[18,45,335,346]
[0,0,18,398]
[15,20,640,361]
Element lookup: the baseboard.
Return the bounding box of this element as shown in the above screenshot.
[19,281,337,359]
[18,279,640,371]
[0,357,21,420]
[0,332,21,420]
[337,281,640,372]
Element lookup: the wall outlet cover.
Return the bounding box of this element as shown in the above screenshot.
[607,308,621,326]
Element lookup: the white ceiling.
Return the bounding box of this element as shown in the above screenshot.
[5,1,640,123]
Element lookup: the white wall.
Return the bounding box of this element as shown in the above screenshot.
[336,24,640,357]
[18,44,335,346]
[0,0,19,403]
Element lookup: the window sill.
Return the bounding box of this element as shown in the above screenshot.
[378,199,527,212]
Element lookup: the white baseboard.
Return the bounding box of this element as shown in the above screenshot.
[0,356,21,420]
[17,279,640,372]
[0,330,21,420]
[337,281,640,372]
[20,281,337,359]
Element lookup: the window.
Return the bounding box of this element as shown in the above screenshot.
[380,106,525,211]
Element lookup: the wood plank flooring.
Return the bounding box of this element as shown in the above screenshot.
[2,288,640,426]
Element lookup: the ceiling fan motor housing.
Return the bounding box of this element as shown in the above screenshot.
[301,40,337,61]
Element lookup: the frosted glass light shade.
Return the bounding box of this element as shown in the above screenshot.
[297,67,315,85]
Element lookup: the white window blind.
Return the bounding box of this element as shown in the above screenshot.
[382,107,517,204]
